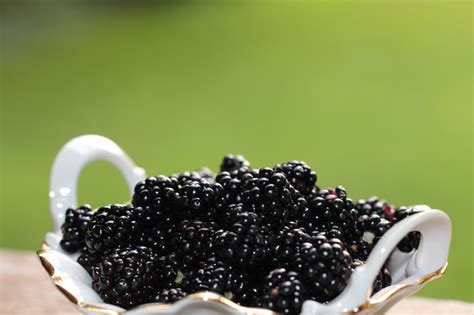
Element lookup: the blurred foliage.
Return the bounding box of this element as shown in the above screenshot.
[0,0,472,302]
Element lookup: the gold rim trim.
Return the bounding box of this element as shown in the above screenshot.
[37,245,447,315]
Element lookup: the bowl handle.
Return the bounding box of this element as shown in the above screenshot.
[325,207,451,310]
[49,135,146,230]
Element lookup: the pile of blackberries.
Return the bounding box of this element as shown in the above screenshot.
[61,155,421,314]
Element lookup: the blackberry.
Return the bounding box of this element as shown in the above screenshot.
[172,220,216,264]
[303,186,358,236]
[241,168,303,226]
[220,154,251,173]
[177,180,224,220]
[198,167,216,184]
[234,287,262,307]
[347,239,372,261]
[132,176,180,225]
[351,260,391,294]
[270,226,312,268]
[91,246,162,308]
[78,250,101,276]
[274,161,317,195]
[154,288,186,304]
[60,205,94,253]
[355,197,395,220]
[215,169,258,206]
[215,211,270,266]
[182,257,246,297]
[357,214,392,246]
[260,268,307,315]
[292,236,352,302]
[394,206,423,252]
[84,204,144,255]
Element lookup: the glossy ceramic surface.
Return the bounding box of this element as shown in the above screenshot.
[38,135,452,314]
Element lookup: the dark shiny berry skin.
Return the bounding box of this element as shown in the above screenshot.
[351,260,392,295]
[172,220,216,264]
[177,180,223,220]
[220,154,251,173]
[274,161,317,195]
[84,204,144,255]
[154,288,186,303]
[292,236,352,303]
[60,205,94,253]
[355,197,395,220]
[260,268,307,315]
[394,206,422,252]
[92,246,162,309]
[132,176,180,225]
[182,257,246,297]
[270,227,312,268]
[215,212,270,266]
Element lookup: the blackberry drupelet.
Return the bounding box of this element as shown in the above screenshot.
[241,168,303,226]
[215,211,270,266]
[292,235,352,303]
[154,288,186,303]
[198,167,216,184]
[355,197,395,220]
[303,186,358,236]
[357,214,392,246]
[91,246,162,308]
[78,250,101,276]
[260,268,307,315]
[172,220,216,264]
[347,239,372,261]
[220,154,251,173]
[60,204,94,253]
[177,180,224,220]
[84,204,144,255]
[270,226,312,268]
[182,257,246,297]
[394,206,423,252]
[132,175,180,225]
[274,161,317,195]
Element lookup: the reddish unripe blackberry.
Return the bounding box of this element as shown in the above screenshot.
[355,197,395,220]
[274,160,317,195]
[394,206,422,252]
[60,205,94,253]
[182,257,246,297]
[84,204,144,255]
[260,268,307,315]
[132,176,180,225]
[215,211,270,266]
[292,236,352,303]
[171,220,216,264]
[220,154,251,173]
[154,288,186,303]
[91,246,162,308]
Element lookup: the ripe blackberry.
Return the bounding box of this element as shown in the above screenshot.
[84,204,144,255]
[78,250,101,276]
[303,186,358,235]
[182,257,246,297]
[355,197,395,220]
[154,287,186,303]
[215,211,270,266]
[274,161,317,195]
[177,180,224,220]
[215,168,258,206]
[241,168,303,226]
[347,239,372,261]
[60,205,94,253]
[292,236,352,302]
[351,260,391,294]
[172,220,216,264]
[260,268,307,315]
[198,167,216,184]
[270,226,312,268]
[91,246,163,308]
[220,154,251,173]
[394,206,423,252]
[357,214,392,246]
[132,175,180,225]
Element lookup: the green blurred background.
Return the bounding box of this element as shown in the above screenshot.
[1,0,472,302]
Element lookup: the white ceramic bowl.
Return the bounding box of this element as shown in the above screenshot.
[38,135,451,315]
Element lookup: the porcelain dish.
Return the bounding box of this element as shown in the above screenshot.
[38,135,452,315]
